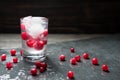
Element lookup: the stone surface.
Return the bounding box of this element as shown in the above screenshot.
[0,34,120,80]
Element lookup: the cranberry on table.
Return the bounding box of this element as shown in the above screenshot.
[43,29,48,37]
[41,62,48,69]
[26,39,36,47]
[21,32,28,40]
[70,48,75,53]
[35,41,44,50]
[102,64,109,72]
[10,49,16,56]
[92,58,98,65]
[1,54,6,61]
[70,58,77,65]
[59,54,66,61]
[75,55,81,62]
[83,52,89,59]
[40,67,46,73]
[13,57,18,63]
[6,62,13,70]
[30,68,37,76]
[67,71,74,79]
[35,61,42,68]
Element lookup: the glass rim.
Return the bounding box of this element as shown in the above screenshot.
[20,16,48,22]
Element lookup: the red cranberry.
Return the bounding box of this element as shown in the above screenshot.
[21,23,26,30]
[1,54,6,61]
[43,29,48,37]
[59,54,66,61]
[67,71,74,79]
[75,55,81,62]
[41,62,47,69]
[6,62,13,70]
[21,32,28,40]
[70,58,77,65]
[20,50,23,56]
[30,68,37,76]
[102,64,108,71]
[26,39,36,47]
[35,61,42,68]
[40,67,46,73]
[92,58,98,65]
[70,48,75,53]
[13,57,18,63]
[35,41,44,50]
[83,52,89,59]
[43,39,47,45]
[10,49,16,56]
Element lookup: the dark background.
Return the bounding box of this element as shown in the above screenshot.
[0,0,120,34]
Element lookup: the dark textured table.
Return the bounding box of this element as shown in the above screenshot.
[0,34,120,80]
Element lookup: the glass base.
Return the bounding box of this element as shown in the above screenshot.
[23,51,46,62]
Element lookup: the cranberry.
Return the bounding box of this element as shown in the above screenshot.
[10,49,16,56]
[92,58,98,65]
[83,52,89,59]
[13,57,18,63]
[21,32,28,40]
[43,39,47,45]
[67,71,74,79]
[102,64,108,72]
[75,55,81,62]
[43,29,48,37]
[1,54,6,61]
[20,50,23,56]
[59,54,66,61]
[70,58,77,65]
[40,67,46,73]
[70,48,75,53]
[26,39,36,47]
[21,23,26,30]
[30,68,37,76]
[35,61,42,68]
[6,62,13,70]
[35,41,44,50]
[41,62,47,69]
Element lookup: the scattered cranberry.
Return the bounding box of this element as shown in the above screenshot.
[41,62,48,69]
[26,39,36,47]
[10,49,16,56]
[70,58,77,65]
[35,61,42,68]
[102,64,108,72]
[1,54,6,61]
[13,57,18,63]
[6,62,13,70]
[67,71,74,79]
[30,68,37,76]
[92,58,98,65]
[21,32,28,40]
[83,52,89,59]
[21,23,26,30]
[40,67,46,73]
[20,50,23,56]
[43,29,48,37]
[59,54,66,61]
[35,41,44,50]
[75,55,81,62]
[70,48,75,53]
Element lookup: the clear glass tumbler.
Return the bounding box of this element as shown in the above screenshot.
[20,16,48,62]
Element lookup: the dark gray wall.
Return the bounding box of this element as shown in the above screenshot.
[0,0,120,33]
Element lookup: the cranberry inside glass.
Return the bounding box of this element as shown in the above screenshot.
[20,16,48,62]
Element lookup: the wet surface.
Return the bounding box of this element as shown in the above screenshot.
[0,35,120,80]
